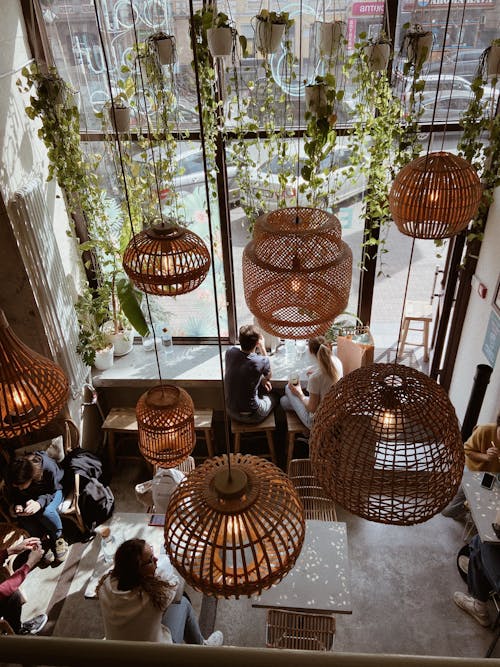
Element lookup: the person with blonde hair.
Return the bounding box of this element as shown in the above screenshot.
[280,336,343,429]
[97,538,223,646]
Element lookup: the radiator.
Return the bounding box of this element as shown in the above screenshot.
[8,178,88,398]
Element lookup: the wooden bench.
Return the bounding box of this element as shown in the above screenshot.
[285,411,310,473]
[102,407,215,470]
[231,413,277,464]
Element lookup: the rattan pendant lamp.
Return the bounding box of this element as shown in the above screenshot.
[243,207,352,339]
[0,309,69,439]
[309,363,464,525]
[389,151,482,239]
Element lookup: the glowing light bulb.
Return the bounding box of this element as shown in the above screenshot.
[291,276,302,293]
[381,410,396,428]
[428,189,439,204]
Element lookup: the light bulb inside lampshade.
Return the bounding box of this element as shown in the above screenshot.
[165,453,305,598]
[0,309,69,438]
[122,220,210,296]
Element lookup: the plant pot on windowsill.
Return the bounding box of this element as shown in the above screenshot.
[103,322,134,357]
[94,344,114,371]
[365,41,391,72]
[151,33,176,65]
[317,21,346,59]
[108,104,130,133]
[207,26,234,57]
[305,83,328,116]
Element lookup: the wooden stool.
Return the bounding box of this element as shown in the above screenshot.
[398,300,433,362]
[285,411,310,473]
[231,413,277,464]
[102,407,215,470]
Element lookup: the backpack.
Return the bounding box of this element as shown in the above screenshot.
[78,478,115,532]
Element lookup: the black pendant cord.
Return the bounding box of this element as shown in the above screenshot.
[189,0,233,476]
[394,236,416,363]
[93,0,163,387]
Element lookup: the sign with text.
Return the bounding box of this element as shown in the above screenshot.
[403,0,493,8]
[482,310,500,368]
[352,2,384,15]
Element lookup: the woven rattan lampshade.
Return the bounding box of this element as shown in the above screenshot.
[165,453,305,598]
[389,152,482,239]
[0,309,69,439]
[310,363,464,526]
[242,207,352,339]
[122,220,210,296]
[136,384,195,467]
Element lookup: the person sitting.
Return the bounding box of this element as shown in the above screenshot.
[6,452,68,563]
[280,336,343,429]
[225,324,276,424]
[0,536,47,635]
[97,538,223,646]
[442,413,500,519]
[454,534,500,627]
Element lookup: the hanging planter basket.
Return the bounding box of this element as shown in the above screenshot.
[154,34,176,65]
[366,42,391,72]
[108,105,130,133]
[207,27,234,57]
[242,207,352,340]
[487,44,500,77]
[305,83,328,115]
[254,19,285,55]
[404,27,433,68]
[317,21,345,59]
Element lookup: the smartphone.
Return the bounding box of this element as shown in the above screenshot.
[148,514,165,527]
[481,472,496,490]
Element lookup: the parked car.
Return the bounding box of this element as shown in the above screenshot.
[132,145,240,207]
[420,91,480,123]
[247,144,366,211]
[401,74,498,113]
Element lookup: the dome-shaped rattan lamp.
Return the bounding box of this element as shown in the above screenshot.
[165,453,305,598]
[242,207,352,339]
[0,309,69,439]
[389,152,482,239]
[123,220,211,296]
[136,384,195,467]
[310,363,464,526]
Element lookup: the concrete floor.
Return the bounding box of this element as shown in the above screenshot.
[17,457,500,659]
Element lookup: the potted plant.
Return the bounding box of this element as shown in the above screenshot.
[148,31,176,65]
[253,9,294,56]
[107,94,130,133]
[317,20,346,60]
[207,12,235,58]
[403,24,433,70]
[480,38,500,78]
[365,32,391,72]
[75,287,114,369]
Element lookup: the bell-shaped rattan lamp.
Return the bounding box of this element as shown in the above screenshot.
[136,384,195,467]
[0,309,69,439]
[310,363,464,526]
[165,453,305,598]
[123,220,211,296]
[242,207,352,339]
[389,152,482,239]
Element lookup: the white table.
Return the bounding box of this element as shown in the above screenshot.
[462,470,500,543]
[252,520,352,614]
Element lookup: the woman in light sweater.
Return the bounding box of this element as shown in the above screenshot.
[97,538,223,646]
[280,336,343,429]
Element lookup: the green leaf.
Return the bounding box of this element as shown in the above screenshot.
[116,277,149,337]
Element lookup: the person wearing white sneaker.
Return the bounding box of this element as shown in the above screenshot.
[0,537,45,634]
[454,534,500,627]
[97,539,223,646]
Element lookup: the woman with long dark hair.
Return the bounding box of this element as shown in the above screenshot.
[7,452,67,563]
[97,538,223,646]
[280,336,343,429]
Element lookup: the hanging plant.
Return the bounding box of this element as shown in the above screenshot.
[253,9,293,56]
[148,31,176,66]
[364,32,391,72]
[107,94,131,133]
[402,23,433,71]
[317,20,346,61]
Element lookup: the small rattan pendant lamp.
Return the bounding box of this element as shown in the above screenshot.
[165,452,305,598]
[389,151,482,239]
[243,207,352,339]
[122,219,211,296]
[310,363,464,525]
[0,309,69,439]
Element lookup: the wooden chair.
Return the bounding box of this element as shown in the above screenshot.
[288,458,337,521]
[285,411,310,473]
[231,413,277,464]
[266,609,336,651]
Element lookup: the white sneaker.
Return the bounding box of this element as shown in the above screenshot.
[453,591,490,627]
[204,630,223,646]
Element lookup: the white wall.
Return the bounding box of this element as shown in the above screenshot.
[449,189,500,423]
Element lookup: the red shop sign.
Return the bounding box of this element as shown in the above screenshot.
[351,2,384,15]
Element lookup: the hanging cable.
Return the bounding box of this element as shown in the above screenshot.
[394,236,416,364]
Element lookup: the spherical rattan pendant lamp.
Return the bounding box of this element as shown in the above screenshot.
[389,152,482,239]
[310,363,464,526]
[242,207,352,339]
[0,309,69,439]
[123,220,211,296]
[165,453,305,598]
[136,384,195,467]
